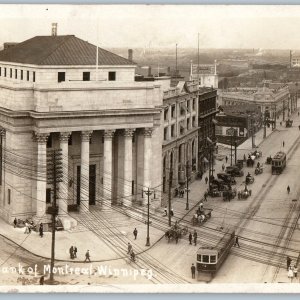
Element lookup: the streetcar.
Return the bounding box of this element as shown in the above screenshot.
[271,151,286,175]
[196,229,235,276]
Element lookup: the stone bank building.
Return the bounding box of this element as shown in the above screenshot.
[0,34,164,226]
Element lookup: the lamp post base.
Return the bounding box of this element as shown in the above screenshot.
[145,237,150,247]
[185,203,189,210]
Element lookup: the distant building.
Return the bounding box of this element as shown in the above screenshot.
[189,61,218,88]
[291,52,300,68]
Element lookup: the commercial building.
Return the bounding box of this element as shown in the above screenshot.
[189,61,219,88]
[0,29,164,227]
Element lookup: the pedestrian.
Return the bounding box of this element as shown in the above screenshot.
[133,228,138,240]
[170,208,174,217]
[287,256,292,270]
[222,164,225,171]
[191,263,196,279]
[189,232,192,245]
[175,187,178,197]
[280,121,282,126]
[39,223,43,238]
[225,156,228,163]
[130,251,136,262]
[24,222,29,234]
[164,206,167,216]
[39,275,44,285]
[288,266,294,282]
[73,246,77,258]
[199,201,203,210]
[298,112,299,117]
[243,154,246,162]
[205,176,208,184]
[127,242,132,254]
[69,246,74,259]
[283,141,285,147]
[287,185,290,194]
[84,250,91,262]
[204,191,208,202]
[13,218,17,228]
[175,232,179,244]
[234,235,240,248]
[193,230,198,246]
[293,265,298,279]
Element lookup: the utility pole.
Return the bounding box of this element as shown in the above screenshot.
[47,149,63,284]
[263,111,266,139]
[230,134,233,166]
[168,171,173,227]
[185,163,189,210]
[283,100,285,121]
[144,188,152,246]
[234,141,237,165]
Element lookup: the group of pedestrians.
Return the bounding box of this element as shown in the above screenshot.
[163,206,174,217]
[69,245,78,259]
[175,188,185,198]
[287,256,298,282]
[188,230,198,246]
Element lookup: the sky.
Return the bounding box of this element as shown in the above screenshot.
[1,4,300,49]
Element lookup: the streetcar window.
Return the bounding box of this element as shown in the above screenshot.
[210,255,217,263]
[197,254,202,261]
[202,255,209,263]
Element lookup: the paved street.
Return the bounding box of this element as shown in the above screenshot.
[0,108,300,285]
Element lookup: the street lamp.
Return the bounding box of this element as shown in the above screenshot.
[206,137,215,189]
[185,163,190,210]
[144,187,153,246]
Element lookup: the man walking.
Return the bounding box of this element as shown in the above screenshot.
[39,223,43,238]
[69,246,74,259]
[287,185,291,194]
[287,256,292,271]
[73,246,77,258]
[84,250,91,262]
[205,176,208,185]
[234,235,240,248]
[193,230,198,246]
[189,232,192,245]
[164,206,167,216]
[283,141,285,147]
[191,263,196,279]
[133,228,138,240]
[13,218,17,228]
[225,156,228,163]
[127,242,133,254]
[170,208,174,217]
[222,164,225,171]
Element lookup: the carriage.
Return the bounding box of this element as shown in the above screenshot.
[217,173,236,185]
[254,165,263,175]
[286,119,293,128]
[225,166,244,177]
[250,150,262,159]
[165,223,188,243]
[208,188,222,197]
[223,188,237,201]
[192,208,213,226]
[238,189,252,200]
[246,157,255,167]
[265,156,272,164]
[245,174,255,184]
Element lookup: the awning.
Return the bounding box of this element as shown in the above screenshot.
[203,157,209,163]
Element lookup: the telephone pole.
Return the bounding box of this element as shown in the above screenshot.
[168,171,173,226]
[47,149,63,284]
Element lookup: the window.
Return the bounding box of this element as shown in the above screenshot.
[108,71,116,81]
[164,108,168,121]
[68,134,72,146]
[58,72,65,83]
[187,118,190,130]
[15,69,18,79]
[4,68,6,77]
[46,135,52,148]
[21,70,23,80]
[7,189,11,205]
[33,71,35,82]
[46,188,51,204]
[193,99,196,110]
[192,116,196,127]
[202,255,209,263]
[83,72,90,81]
[171,124,175,137]
[27,71,29,81]
[10,68,12,78]
[0,67,1,76]
[164,128,168,140]
[171,105,176,118]
[210,255,216,263]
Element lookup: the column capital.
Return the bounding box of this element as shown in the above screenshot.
[143,127,153,137]
[34,132,49,144]
[104,129,115,139]
[0,128,6,137]
[81,130,93,142]
[59,132,72,143]
[124,129,135,138]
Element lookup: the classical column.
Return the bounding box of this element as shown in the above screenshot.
[123,129,135,203]
[35,132,49,218]
[80,131,92,212]
[103,130,115,203]
[143,128,153,195]
[58,132,71,216]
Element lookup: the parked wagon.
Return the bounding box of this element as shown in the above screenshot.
[223,188,237,201]
[192,208,213,226]
[255,165,263,175]
[165,223,188,243]
[238,189,252,200]
[265,156,272,164]
[245,174,255,184]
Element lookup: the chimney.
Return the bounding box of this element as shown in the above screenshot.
[128,49,133,62]
[52,23,57,36]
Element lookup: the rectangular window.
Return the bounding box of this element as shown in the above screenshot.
[21,70,23,80]
[83,72,90,81]
[7,189,11,205]
[10,68,12,78]
[171,105,175,118]
[187,118,190,130]
[193,99,196,110]
[202,255,209,263]
[171,124,175,137]
[192,116,196,127]
[58,72,65,83]
[27,71,29,81]
[164,128,168,140]
[33,71,35,82]
[15,69,17,79]
[0,67,1,76]
[108,71,116,81]
[46,188,51,204]
[68,134,72,146]
[46,135,52,148]
[210,255,216,263]
[164,108,168,121]
[4,68,6,77]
